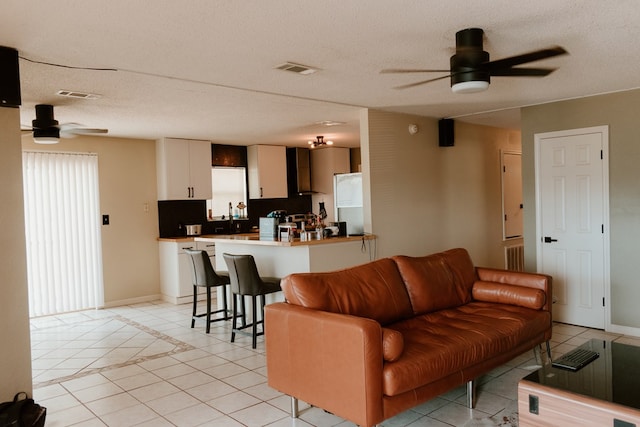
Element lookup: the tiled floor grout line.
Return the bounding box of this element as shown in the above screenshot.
[32,314,197,389]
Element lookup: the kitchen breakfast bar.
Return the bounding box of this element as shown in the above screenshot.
[194,233,377,315]
[195,233,376,278]
[157,233,376,306]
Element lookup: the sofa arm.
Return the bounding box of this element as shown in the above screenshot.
[265,302,384,427]
[475,267,553,312]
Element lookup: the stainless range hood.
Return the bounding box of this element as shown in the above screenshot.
[286,147,312,195]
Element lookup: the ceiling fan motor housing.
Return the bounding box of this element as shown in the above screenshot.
[32,104,59,129]
[450,28,491,91]
[33,126,60,139]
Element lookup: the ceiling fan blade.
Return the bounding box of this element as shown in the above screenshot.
[380,68,450,74]
[393,74,451,90]
[486,46,567,70]
[490,67,556,77]
[61,128,108,136]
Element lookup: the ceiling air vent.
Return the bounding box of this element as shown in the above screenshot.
[56,90,101,99]
[275,62,317,75]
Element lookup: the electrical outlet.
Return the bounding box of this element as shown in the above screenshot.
[528,394,539,415]
[102,215,109,225]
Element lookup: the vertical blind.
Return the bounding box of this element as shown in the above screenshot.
[22,151,104,317]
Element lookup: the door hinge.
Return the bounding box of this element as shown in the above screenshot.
[601,150,603,160]
[602,224,604,234]
[603,297,605,307]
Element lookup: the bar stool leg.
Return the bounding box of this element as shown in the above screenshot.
[240,296,247,327]
[205,286,212,334]
[191,285,197,329]
[231,293,238,343]
[252,295,258,349]
[222,284,229,320]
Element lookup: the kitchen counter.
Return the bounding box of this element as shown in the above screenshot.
[202,232,375,276]
[194,233,374,246]
[200,232,377,319]
[157,236,198,242]
[157,233,258,243]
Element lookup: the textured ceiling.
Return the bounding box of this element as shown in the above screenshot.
[3,0,639,147]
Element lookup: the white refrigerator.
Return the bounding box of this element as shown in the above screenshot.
[334,172,364,235]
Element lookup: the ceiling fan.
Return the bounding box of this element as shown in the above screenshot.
[23,104,108,144]
[381,28,568,94]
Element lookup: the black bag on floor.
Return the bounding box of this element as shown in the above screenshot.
[0,392,46,427]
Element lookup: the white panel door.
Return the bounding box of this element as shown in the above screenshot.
[536,126,609,328]
[503,152,523,239]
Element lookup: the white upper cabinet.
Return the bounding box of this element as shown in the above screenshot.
[157,138,213,200]
[247,145,287,199]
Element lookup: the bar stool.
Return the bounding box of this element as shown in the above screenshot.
[184,249,231,333]
[223,253,281,348]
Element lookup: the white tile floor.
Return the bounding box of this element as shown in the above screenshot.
[30,301,640,427]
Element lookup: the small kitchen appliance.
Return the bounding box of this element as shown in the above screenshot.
[185,224,202,236]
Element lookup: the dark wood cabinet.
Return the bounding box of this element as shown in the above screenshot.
[212,144,247,167]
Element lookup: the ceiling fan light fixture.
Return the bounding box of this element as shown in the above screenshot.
[33,127,60,144]
[451,80,490,94]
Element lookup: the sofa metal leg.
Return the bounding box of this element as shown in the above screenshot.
[533,341,553,365]
[466,380,476,408]
[546,340,552,361]
[533,344,543,365]
[291,396,299,418]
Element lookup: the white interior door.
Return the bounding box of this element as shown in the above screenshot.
[502,152,523,239]
[535,126,609,329]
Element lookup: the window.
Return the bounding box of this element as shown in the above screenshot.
[208,167,247,218]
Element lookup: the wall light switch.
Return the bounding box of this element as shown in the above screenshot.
[102,215,109,225]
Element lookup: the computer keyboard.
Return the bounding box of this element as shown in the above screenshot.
[552,347,600,371]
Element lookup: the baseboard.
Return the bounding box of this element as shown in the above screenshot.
[102,294,163,308]
[608,323,640,338]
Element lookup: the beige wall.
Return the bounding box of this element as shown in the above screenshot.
[21,135,161,306]
[361,109,521,267]
[0,107,33,398]
[521,88,640,329]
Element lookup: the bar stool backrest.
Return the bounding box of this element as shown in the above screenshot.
[223,253,264,296]
[184,249,227,287]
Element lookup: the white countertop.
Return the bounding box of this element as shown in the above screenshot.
[194,234,374,247]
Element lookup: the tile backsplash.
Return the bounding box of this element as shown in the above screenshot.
[157,196,313,238]
[157,200,208,238]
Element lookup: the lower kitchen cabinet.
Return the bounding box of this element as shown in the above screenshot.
[159,240,216,304]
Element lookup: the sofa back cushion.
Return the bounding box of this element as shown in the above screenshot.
[473,281,546,309]
[392,248,477,315]
[281,258,413,325]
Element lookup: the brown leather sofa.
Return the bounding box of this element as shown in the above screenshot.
[265,248,552,427]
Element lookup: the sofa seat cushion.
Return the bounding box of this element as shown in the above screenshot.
[281,258,414,325]
[393,248,477,316]
[381,302,551,396]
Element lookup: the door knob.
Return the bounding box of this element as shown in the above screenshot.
[544,236,558,243]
